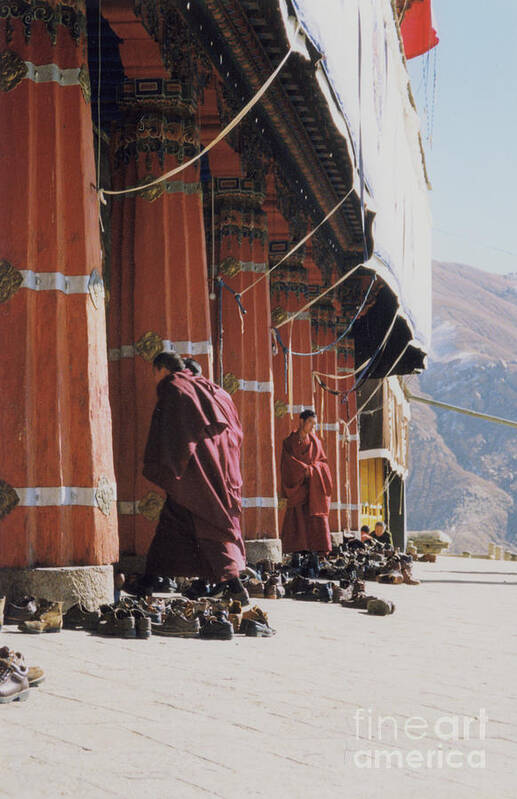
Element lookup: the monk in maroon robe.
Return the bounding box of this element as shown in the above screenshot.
[143,353,246,585]
[280,410,332,554]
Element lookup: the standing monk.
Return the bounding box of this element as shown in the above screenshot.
[143,352,248,603]
[280,410,333,555]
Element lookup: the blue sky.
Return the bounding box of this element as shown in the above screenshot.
[407,0,517,275]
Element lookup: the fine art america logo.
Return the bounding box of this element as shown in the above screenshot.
[345,708,488,770]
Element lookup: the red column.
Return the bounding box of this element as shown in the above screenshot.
[0,5,118,566]
[106,8,212,556]
[337,339,360,533]
[265,189,314,532]
[311,306,342,533]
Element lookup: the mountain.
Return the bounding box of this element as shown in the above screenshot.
[406,261,517,553]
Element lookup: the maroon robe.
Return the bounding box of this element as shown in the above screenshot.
[143,371,246,580]
[280,431,332,554]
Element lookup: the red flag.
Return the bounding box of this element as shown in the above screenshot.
[400,0,439,60]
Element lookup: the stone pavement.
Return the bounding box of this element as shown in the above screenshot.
[1,556,516,799]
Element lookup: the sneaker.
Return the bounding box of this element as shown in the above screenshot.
[151,609,200,638]
[0,646,45,687]
[0,662,29,704]
[367,598,396,616]
[199,616,233,640]
[18,600,63,634]
[240,618,276,637]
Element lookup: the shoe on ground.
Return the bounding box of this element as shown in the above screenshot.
[5,595,38,625]
[63,603,101,631]
[132,609,152,639]
[18,600,63,634]
[0,662,30,704]
[98,608,135,638]
[199,616,233,640]
[240,618,276,637]
[367,598,396,616]
[210,578,250,607]
[151,609,200,638]
[0,646,45,688]
[183,579,212,600]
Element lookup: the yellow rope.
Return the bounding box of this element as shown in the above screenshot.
[240,188,355,298]
[98,44,295,202]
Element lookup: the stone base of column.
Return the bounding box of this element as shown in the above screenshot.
[0,566,114,612]
[245,539,283,565]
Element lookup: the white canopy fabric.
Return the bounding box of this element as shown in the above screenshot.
[280,0,432,353]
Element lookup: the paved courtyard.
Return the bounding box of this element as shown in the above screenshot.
[1,556,516,799]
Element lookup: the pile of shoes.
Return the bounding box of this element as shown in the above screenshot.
[61,594,277,641]
[151,597,276,640]
[3,592,63,634]
[278,540,420,586]
[63,597,153,640]
[122,574,177,597]
[0,646,45,704]
[179,576,251,606]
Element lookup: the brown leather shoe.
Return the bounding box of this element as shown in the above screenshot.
[0,662,30,703]
[5,595,38,624]
[151,609,200,638]
[18,600,63,634]
[242,605,270,626]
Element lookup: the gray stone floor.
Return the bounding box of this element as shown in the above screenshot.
[1,556,516,799]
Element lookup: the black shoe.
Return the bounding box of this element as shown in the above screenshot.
[199,617,233,640]
[183,579,211,600]
[159,577,177,593]
[210,578,249,607]
[317,583,333,603]
[240,618,276,637]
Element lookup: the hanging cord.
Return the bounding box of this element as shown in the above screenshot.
[272,274,376,359]
[98,42,295,203]
[240,187,355,300]
[347,341,410,429]
[342,308,400,400]
[275,263,364,329]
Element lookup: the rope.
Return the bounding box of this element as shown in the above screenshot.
[275,263,364,329]
[271,274,376,358]
[240,187,355,299]
[405,391,517,429]
[98,44,294,203]
[347,341,411,428]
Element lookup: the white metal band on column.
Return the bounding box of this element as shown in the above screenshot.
[339,433,359,442]
[19,271,91,294]
[24,62,82,87]
[241,497,278,509]
[331,502,360,511]
[237,380,274,393]
[108,339,212,362]
[317,422,340,432]
[14,485,117,507]
[117,501,139,515]
[288,404,315,415]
